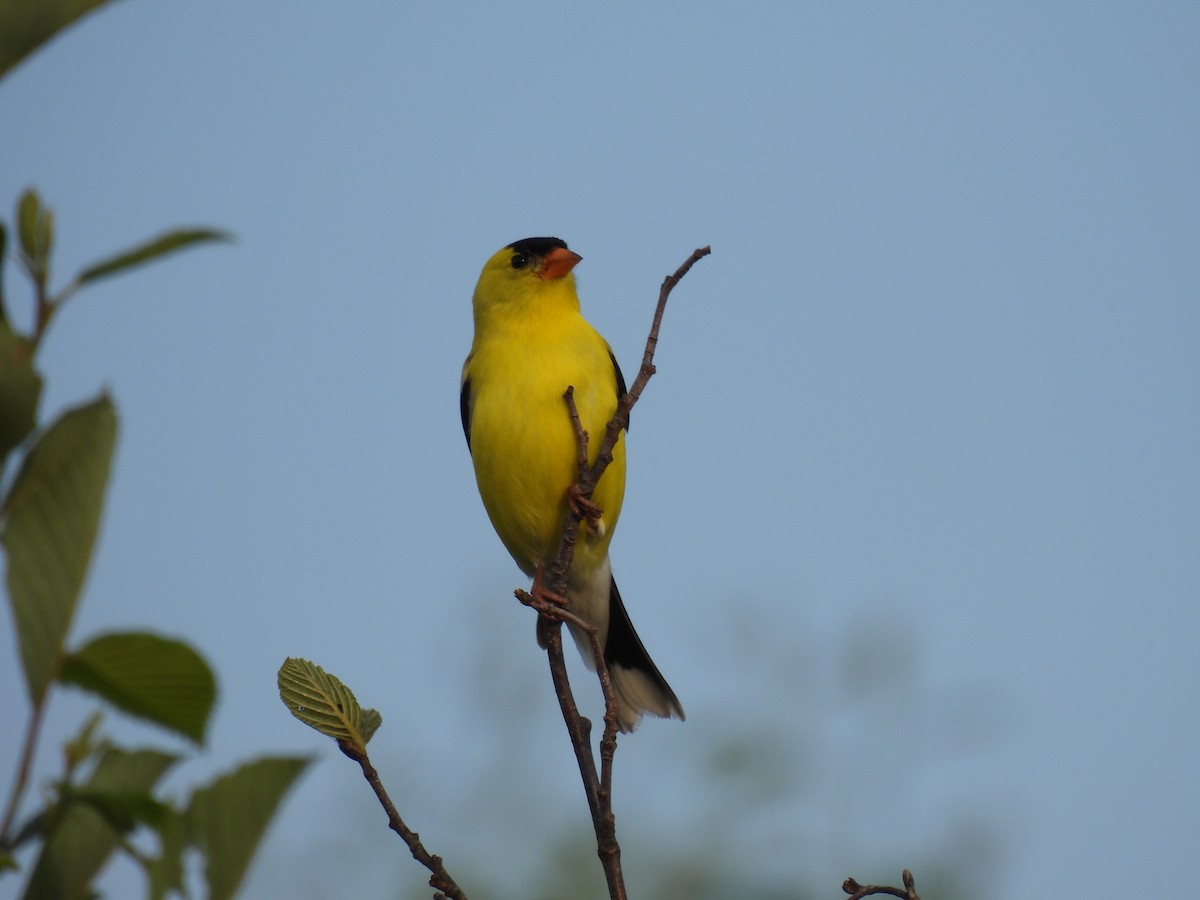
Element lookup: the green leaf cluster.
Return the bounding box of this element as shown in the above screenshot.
[19,742,309,900]
[0,185,305,898]
[2,187,231,350]
[2,25,305,892]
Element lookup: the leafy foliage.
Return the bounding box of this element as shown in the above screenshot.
[0,14,303,895]
[21,749,179,900]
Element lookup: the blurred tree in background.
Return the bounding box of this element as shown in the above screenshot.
[0,6,307,898]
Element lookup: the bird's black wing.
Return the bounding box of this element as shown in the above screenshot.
[459,377,472,451]
[605,575,683,720]
[610,351,629,431]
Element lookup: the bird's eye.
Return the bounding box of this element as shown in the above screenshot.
[511,252,529,270]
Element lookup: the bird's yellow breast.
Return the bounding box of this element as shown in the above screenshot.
[466,305,625,577]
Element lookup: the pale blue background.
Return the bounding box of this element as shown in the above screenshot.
[2,2,1197,897]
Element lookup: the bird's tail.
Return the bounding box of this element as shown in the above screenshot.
[568,573,684,733]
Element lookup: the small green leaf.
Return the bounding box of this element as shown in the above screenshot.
[15,188,51,290]
[60,631,217,745]
[63,709,105,776]
[21,748,177,900]
[0,0,116,78]
[0,319,43,467]
[2,393,117,704]
[186,756,310,900]
[278,657,382,751]
[75,228,232,286]
[17,190,40,262]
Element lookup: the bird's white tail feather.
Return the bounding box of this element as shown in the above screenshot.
[565,623,677,731]
[564,557,684,732]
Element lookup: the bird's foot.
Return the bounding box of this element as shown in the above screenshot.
[567,483,605,536]
[530,564,572,649]
[531,563,570,608]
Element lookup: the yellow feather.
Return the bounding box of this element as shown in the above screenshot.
[463,246,625,583]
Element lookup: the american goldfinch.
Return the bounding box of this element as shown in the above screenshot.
[460,237,684,732]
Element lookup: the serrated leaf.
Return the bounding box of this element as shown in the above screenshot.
[0,0,115,78]
[75,228,231,286]
[22,748,177,900]
[186,756,310,900]
[60,631,217,745]
[0,319,43,467]
[278,657,382,751]
[2,394,117,704]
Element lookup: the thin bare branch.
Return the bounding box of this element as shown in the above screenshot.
[597,244,711,466]
[842,869,921,900]
[520,245,709,900]
[338,739,468,900]
[0,692,49,848]
[517,592,600,802]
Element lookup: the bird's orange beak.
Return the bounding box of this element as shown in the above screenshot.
[538,247,583,280]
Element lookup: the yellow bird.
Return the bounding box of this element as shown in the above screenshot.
[460,237,684,732]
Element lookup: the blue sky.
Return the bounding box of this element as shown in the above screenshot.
[2,2,1197,897]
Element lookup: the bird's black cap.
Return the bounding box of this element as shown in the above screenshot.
[507,237,568,256]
